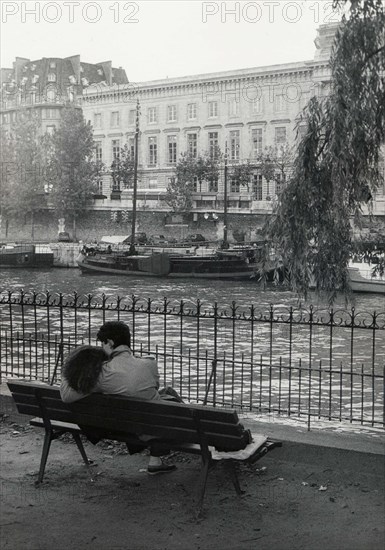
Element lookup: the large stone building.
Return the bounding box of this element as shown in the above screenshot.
[1,24,383,241]
[1,55,128,134]
[79,22,384,223]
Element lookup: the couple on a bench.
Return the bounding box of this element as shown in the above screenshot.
[60,321,183,475]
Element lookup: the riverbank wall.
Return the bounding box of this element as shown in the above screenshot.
[0,210,268,244]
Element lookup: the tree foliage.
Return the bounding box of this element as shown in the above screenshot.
[266,0,385,299]
[256,144,293,198]
[166,150,222,212]
[110,144,135,189]
[229,160,254,191]
[46,106,100,236]
[0,111,46,237]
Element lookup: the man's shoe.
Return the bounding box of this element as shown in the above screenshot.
[147,463,177,475]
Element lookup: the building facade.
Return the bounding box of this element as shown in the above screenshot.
[79,22,384,221]
[1,55,128,134]
[1,24,383,242]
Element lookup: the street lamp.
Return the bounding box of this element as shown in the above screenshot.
[129,98,140,255]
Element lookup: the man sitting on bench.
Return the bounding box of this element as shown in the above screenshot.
[60,320,180,475]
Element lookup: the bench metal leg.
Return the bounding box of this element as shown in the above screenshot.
[37,429,53,484]
[196,456,211,517]
[73,433,90,465]
[72,433,94,482]
[224,461,245,496]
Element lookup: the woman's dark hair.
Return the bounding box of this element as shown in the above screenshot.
[63,345,107,393]
[96,321,131,348]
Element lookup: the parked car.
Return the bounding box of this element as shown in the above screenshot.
[148,234,168,245]
[183,234,206,243]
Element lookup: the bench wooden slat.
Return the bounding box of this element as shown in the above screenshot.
[30,418,82,433]
[8,381,241,423]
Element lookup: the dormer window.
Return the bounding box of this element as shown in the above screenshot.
[30,64,36,71]
[69,75,77,84]
[32,74,39,83]
[80,66,84,73]
[81,77,89,86]
[50,61,56,69]
[48,73,56,82]
[97,69,103,76]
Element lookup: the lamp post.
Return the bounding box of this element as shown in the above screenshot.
[130,98,140,255]
[221,142,229,249]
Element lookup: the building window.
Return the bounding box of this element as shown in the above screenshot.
[298,125,307,139]
[111,111,120,128]
[229,99,239,117]
[149,178,158,188]
[148,107,157,124]
[275,127,287,145]
[112,139,120,160]
[46,125,55,135]
[167,105,177,123]
[252,128,263,157]
[230,178,240,193]
[128,137,135,160]
[187,103,197,120]
[253,174,263,200]
[229,130,240,160]
[43,108,56,119]
[167,135,177,164]
[209,177,218,192]
[187,133,197,158]
[148,137,157,166]
[94,113,102,128]
[274,95,285,113]
[128,109,136,125]
[208,101,218,118]
[49,61,56,69]
[209,131,219,158]
[96,179,103,194]
[47,73,56,82]
[95,141,103,163]
[193,176,198,192]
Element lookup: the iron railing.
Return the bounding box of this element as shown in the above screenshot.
[0,290,384,429]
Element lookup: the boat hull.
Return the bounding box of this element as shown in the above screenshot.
[0,244,54,268]
[77,251,257,280]
[348,267,385,294]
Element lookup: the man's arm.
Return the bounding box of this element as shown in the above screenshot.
[60,377,89,403]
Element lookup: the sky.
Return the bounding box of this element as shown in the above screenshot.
[0,1,345,82]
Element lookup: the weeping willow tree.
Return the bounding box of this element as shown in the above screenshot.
[266,0,385,299]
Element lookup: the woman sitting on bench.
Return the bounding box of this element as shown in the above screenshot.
[60,321,182,475]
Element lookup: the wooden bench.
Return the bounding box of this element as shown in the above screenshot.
[7,380,282,514]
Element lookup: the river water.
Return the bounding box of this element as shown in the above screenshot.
[0,267,384,313]
[1,268,384,436]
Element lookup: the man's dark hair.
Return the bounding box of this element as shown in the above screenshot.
[96,321,131,348]
[63,345,107,393]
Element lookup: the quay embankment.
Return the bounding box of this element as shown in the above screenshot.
[1,385,384,550]
[50,243,82,267]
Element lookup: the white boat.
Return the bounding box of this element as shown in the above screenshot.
[348,261,385,294]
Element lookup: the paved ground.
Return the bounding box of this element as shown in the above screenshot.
[0,393,384,550]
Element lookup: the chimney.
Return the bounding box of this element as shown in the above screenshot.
[14,57,30,82]
[99,61,112,85]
